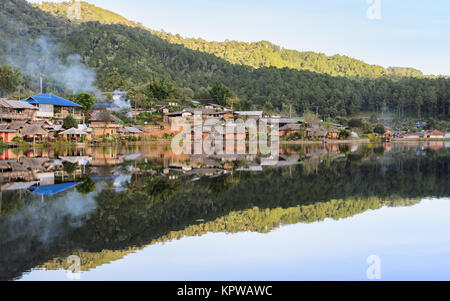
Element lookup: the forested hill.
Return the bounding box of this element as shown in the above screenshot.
[35,1,426,79]
[1,0,449,120]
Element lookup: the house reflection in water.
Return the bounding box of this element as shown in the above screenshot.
[27,182,82,196]
[1,140,447,207]
[0,148,92,202]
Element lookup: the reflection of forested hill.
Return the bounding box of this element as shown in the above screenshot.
[0,146,449,280]
[38,197,420,272]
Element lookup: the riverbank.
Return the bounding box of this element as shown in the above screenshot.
[3,139,173,148]
[280,139,370,145]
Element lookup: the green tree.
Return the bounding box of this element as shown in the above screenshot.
[145,78,180,103]
[209,82,233,106]
[63,115,78,129]
[263,101,274,114]
[76,175,96,194]
[75,92,95,112]
[0,62,22,97]
[424,118,437,130]
[63,162,77,175]
[103,71,125,91]
[339,129,351,139]
[194,87,211,105]
[348,118,364,128]
[373,124,386,135]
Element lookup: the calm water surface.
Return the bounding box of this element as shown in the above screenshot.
[0,141,449,281]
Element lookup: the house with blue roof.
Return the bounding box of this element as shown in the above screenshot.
[22,94,82,119]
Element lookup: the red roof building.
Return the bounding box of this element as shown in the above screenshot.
[426,130,445,137]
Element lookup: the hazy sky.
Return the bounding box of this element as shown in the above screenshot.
[29,0,450,75]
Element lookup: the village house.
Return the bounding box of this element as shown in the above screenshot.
[279,123,302,136]
[89,111,122,136]
[0,99,38,121]
[234,111,264,119]
[19,122,49,143]
[22,94,83,119]
[0,119,79,143]
[164,108,225,124]
[59,128,90,143]
[426,130,445,139]
[204,103,232,112]
[134,125,160,135]
[404,132,425,139]
[223,124,246,141]
[1,120,50,143]
[118,126,144,137]
[306,125,328,140]
[326,128,341,139]
[91,103,120,115]
[0,125,19,143]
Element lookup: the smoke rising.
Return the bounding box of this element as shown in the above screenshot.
[112,90,132,112]
[5,36,97,94]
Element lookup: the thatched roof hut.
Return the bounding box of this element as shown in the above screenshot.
[306,127,328,138]
[59,128,88,136]
[8,120,28,131]
[20,124,49,136]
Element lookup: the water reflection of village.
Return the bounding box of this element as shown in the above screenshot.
[0,140,448,201]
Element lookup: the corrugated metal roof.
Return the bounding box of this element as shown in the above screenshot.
[280,123,302,131]
[23,94,82,108]
[59,128,88,135]
[0,99,38,109]
[2,181,39,191]
[124,126,143,133]
[167,109,225,116]
[93,103,120,109]
[235,111,263,116]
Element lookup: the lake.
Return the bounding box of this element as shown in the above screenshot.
[0,141,449,281]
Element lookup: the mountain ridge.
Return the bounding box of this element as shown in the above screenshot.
[1,0,448,121]
[35,1,428,79]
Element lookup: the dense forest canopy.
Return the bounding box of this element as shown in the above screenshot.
[63,24,450,120]
[0,0,448,121]
[36,1,432,79]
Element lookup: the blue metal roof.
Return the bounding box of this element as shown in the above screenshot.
[93,103,120,109]
[23,94,82,108]
[28,182,82,196]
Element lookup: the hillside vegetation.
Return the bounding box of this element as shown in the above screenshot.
[62,23,450,120]
[36,1,426,79]
[0,0,448,121]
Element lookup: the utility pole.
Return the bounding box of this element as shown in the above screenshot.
[39,73,43,94]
